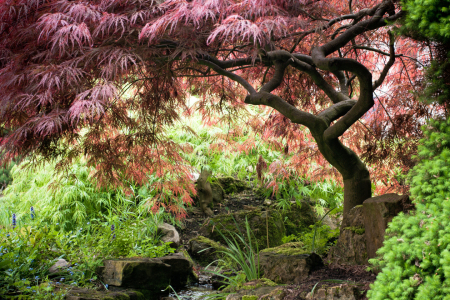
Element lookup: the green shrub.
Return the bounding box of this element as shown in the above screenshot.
[368,117,450,299]
[0,211,173,297]
[402,0,450,42]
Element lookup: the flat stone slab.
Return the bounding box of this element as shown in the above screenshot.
[65,287,145,300]
[223,279,285,300]
[225,286,285,300]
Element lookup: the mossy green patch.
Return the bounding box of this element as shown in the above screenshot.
[260,242,309,255]
[223,278,278,293]
[242,296,258,300]
[344,226,365,235]
[192,235,227,252]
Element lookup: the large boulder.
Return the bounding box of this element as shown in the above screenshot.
[362,193,413,259]
[98,254,196,293]
[259,242,323,284]
[327,205,368,265]
[200,208,285,250]
[188,236,227,266]
[157,223,180,248]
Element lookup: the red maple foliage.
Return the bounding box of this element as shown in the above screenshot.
[0,0,439,220]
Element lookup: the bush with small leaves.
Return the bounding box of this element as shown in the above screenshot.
[368,117,450,299]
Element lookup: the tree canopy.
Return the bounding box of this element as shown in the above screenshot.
[0,0,438,219]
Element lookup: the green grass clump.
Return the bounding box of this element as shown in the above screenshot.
[368,117,450,299]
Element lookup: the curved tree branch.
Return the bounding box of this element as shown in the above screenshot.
[311,47,373,141]
[245,92,320,129]
[318,99,357,126]
[260,60,289,93]
[198,59,256,95]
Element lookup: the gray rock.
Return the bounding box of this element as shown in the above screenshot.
[49,258,69,274]
[327,206,368,265]
[224,279,285,300]
[263,199,272,206]
[157,223,180,248]
[306,284,362,300]
[99,255,196,292]
[363,193,413,259]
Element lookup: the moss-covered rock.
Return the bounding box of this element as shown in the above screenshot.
[280,200,317,236]
[259,244,323,284]
[200,208,285,250]
[188,235,227,266]
[305,284,361,300]
[224,279,285,300]
[213,177,249,194]
[327,205,368,265]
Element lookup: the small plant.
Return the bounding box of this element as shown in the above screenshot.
[204,217,260,290]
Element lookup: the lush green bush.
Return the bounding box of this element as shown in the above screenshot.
[0,209,173,298]
[368,117,450,299]
[0,159,149,230]
[402,0,450,42]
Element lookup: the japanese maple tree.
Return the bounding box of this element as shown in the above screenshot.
[0,0,433,222]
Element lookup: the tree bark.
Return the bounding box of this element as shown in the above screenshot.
[311,128,372,225]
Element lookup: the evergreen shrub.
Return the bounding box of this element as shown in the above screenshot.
[368,117,450,299]
[402,0,450,42]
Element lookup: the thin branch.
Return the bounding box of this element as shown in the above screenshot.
[374,91,397,136]
[261,66,271,87]
[351,45,425,67]
[373,30,396,90]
